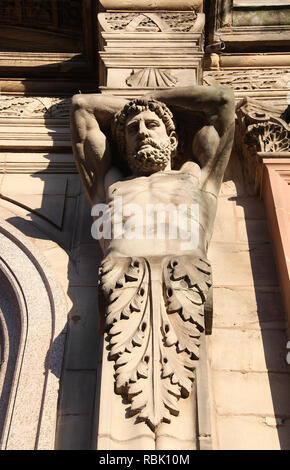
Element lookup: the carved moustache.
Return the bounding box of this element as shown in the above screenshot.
[136,137,163,151]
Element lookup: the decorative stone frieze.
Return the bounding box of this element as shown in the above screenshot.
[0,96,71,150]
[203,68,290,111]
[0,96,71,119]
[100,12,198,32]
[204,69,290,92]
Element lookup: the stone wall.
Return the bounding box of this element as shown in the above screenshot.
[207,145,290,449]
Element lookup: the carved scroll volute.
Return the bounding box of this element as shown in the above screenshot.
[99,254,212,430]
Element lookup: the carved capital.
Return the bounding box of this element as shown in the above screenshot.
[235,98,290,193]
[99,254,212,430]
[237,98,290,153]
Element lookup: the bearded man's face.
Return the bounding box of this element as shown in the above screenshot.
[124,110,177,176]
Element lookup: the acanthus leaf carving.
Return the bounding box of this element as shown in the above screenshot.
[99,254,212,430]
[237,98,290,153]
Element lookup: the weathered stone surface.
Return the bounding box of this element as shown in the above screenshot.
[237,219,271,243]
[213,288,286,328]
[57,370,97,416]
[211,212,236,243]
[209,329,289,372]
[65,286,101,370]
[213,371,290,416]
[216,415,290,450]
[99,0,203,11]
[234,197,267,219]
[209,242,279,286]
[55,415,93,450]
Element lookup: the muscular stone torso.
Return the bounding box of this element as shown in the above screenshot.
[104,163,216,258]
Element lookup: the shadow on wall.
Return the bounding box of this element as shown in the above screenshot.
[225,135,290,450]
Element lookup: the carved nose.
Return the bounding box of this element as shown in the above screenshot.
[138,122,149,138]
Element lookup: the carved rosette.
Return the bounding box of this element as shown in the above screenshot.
[99,254,212,430]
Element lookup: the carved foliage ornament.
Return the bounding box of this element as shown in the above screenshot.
[99,254,212,430]
[237,99,290,153]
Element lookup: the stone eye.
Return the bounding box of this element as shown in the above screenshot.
[127,123,138,134]
[146,121,159,129]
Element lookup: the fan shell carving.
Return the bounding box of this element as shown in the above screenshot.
[126,68,178,88]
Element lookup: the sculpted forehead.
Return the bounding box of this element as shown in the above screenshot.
[125,109,166,129]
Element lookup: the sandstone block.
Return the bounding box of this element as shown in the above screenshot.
[209,329,289,372]
[213,288,286,328]
[216,415,289,450]
[213,371,290,416]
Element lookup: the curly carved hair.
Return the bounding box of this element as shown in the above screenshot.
[112,98,178,158]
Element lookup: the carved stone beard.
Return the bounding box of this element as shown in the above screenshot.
[126,138,173,176]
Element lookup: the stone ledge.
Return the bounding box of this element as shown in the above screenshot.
[99,0,203,11]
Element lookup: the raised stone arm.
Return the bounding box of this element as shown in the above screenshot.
[70,94,129,203]
[145,86,235,196]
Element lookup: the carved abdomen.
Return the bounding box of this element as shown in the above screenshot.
[105,171,207,257]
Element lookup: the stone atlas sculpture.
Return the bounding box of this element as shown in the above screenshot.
[70,86,235,431]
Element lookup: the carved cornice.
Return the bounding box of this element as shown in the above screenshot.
[99,0,203,11]
[0,97,72,149]
[99,254,212,430]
